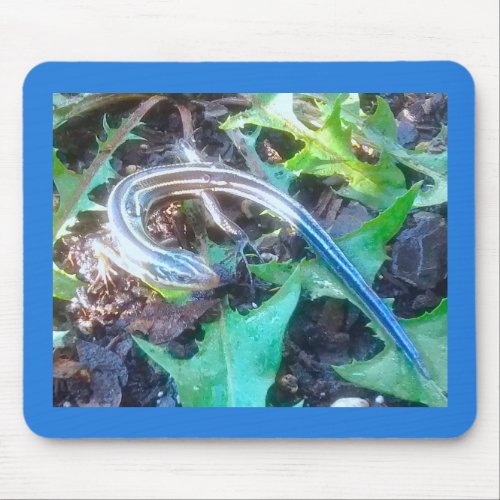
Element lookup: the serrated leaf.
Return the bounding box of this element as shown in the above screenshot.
[333,300,448,407]
[250,183,421,298]
[250,184,447,406]
[222,93,306,136]
[221,94,406,209]
[225,128,295,192]
[53,95,166,241]
[97,115,144,151]
[53,149,116,240]
[132,267,302,407]
[394,150,447,206]
[362,97,447,207]
[304,94,448,207]
[293,93,361,130]
[366,95,397,141]
[323,93,362,121]
[53,263,84,300]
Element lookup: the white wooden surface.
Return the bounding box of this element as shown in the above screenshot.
[0,0,498,498]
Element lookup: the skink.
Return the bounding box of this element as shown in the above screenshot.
[106,162,430,378]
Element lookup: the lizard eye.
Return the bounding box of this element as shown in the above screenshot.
[174,273,190,283]
[148,264,172,283]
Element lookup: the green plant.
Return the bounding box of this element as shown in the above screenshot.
[52,95,166,301]
[133,268,301,407]
[250,184,447,406]
[221,94,406,209]
[222,93,447,207]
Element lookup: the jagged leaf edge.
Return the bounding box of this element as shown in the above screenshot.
[53,95,166,241]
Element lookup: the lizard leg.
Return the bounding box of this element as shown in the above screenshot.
[89,240,123,293]
[198,191,261,290]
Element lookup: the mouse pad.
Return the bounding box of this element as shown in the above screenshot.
[23,62,475,437]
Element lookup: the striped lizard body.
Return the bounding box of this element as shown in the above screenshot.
[106,162,430,378]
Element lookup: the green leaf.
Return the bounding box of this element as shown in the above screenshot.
[333,300,448,407]
[305,94,448,207]
[53,95,166,241]
[97,114,144,151]
[365,95,397,141]
[221,94,406,209]
[362,97,447,207]
[150,286,192,304]
[250,184,447,406]
[53,263,84,300]
[53,149,116,241]
[251,183,421,299]
[293,93,361,130]
[132,267,302,407]
[222,93,306,136]
[225,128,295,192]
[207,239,238,274]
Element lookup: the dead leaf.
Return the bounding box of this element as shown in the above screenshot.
[176,104,193,139]
[86,370,123,407]
[124,299,219,344]
[53,358,87,379]
[76,340,128,407]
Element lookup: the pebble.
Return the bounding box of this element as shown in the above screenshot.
[279,374,299,394]
[330,397,370,407]
[391,212,447,289]
[124,164,138,175]
[329,202,372,238]
[260,252,278,263]
[397,120,419,148]
[375,395,385,404]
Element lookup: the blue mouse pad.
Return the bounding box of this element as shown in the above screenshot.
[24,62,475,438]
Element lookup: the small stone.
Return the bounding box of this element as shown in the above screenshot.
[124,164,138,175]
[260,252,278,263]
[329,202,372,238]
[428,135,447,154]
[412,289,441,311]
[279,374,299,394]
[114,337,133,359]
[331,397,370,407]
[62,401,72,408]
[375,395,385,404]
[318,299,345,333]
[397,120,419,148]
[391,212,447,290]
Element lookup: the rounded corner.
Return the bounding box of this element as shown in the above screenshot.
[23,405,54,439]
[443,61,475,93]
[447,406,478,439]
[23,61,55,93]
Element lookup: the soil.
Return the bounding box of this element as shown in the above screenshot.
[52,92,448,408]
